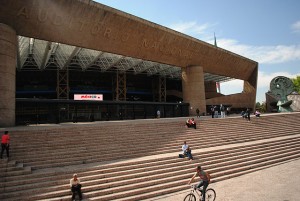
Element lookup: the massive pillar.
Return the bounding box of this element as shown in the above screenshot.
[182,66,206,116]
[0,23,17,127]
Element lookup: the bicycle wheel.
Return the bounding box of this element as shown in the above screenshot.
[205,188,216,201]
[183,193,196,201]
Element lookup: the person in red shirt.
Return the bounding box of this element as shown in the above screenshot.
[1,131,10,159]
[186,118,197,129]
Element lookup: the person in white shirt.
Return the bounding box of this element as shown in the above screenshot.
[220,104,225,118]
[157,110,161,118]
[255,110,261,117]
[182,141,193,160]
[70,173,82,200]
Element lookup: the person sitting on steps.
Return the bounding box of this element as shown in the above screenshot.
[186,118,197,129]
[255,110,261,118]
[181,141,193,160]
[70,173,83,201]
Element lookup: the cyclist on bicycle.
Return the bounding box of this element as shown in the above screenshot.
[188,165,211,201]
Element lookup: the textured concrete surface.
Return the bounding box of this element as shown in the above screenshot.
[0,23,17,127]
[0,0,257,78]
[0,0,258,115]
[182,66,206,115]
[146,159,300,201]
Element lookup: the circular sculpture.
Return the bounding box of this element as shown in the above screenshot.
[270,76,293,112]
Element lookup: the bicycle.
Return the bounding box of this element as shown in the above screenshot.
[183,185,216,201]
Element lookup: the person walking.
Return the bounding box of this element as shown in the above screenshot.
[211,106,215,118]
[245,108,251,121]
[196,108,200,118]
[1,131,10,159]
[188,165,211,201]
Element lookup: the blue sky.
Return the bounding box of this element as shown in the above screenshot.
[95,0,300,103]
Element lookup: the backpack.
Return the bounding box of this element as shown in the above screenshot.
[178,154,185,158]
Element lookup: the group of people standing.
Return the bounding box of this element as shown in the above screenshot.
[210,104,228,118]
[241,109,261,121]
[241,108,251,121]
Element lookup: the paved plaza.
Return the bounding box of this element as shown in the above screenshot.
[146,159,300,201]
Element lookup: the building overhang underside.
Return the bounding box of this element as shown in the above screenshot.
[17,36,234,83]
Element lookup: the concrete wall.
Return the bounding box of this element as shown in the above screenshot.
[0,23,17,127]
[182,66,206,115]
[0,0,258,124]
[0,0,257,81]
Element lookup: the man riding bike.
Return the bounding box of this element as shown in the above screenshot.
[188,166,211,201]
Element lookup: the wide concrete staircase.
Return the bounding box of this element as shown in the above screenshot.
[0,112,299,200]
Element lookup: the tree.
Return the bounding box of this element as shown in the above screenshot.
[255,102,261,108]
[255,102,266,113]
[291,76,300,93]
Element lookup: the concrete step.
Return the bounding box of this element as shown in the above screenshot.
[1,113,299,201]
[85,153,300,201]
[12,126,297,156]
[0,162,25,177]
[9,118,300,148]
[1,137,299,199]
[1,152,299,200]
[4,135,300,184]
[11,130,299,170]
[0,160,17,169]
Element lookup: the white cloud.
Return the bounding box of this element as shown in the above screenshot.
[217,39,300,64]
[169,21,300,102]
[221,71,300,93]
[291,21,300,33]
[221,71,300,91]
[169,21,212,37]
[256,71,300,103]
[168,21,300,64]
[257,71,300,88]
[220,71,300,103]
[220,79,243,95]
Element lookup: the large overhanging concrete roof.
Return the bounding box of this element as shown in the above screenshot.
[1,0,257,82]
[17,36,233,82]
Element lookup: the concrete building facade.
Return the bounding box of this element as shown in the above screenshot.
[0,0,258,126]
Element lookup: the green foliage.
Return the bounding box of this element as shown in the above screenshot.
[291,76,300,93]
[256,102,266,113]
[256,102,261,108]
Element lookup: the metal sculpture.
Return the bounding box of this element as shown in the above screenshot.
[269,76,293,112]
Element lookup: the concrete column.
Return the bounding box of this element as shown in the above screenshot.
[0,23,17,127]
[182,66,206,116]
